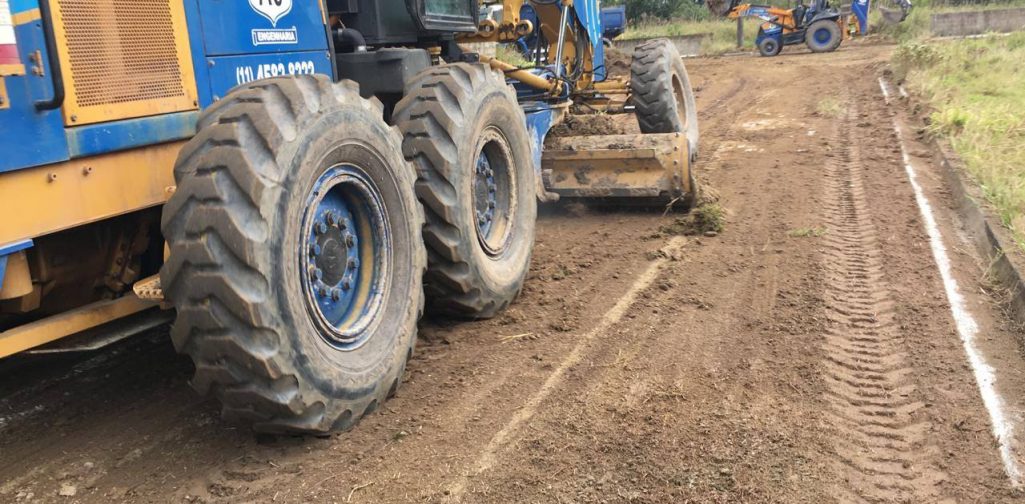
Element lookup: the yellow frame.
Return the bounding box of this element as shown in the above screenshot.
[0,295,155,358]
[50,1,199,126]
[0,141,183,246]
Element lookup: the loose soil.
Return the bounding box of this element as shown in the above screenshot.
[1,45,1023,503]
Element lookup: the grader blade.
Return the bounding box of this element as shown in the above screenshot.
[542,132,694,206]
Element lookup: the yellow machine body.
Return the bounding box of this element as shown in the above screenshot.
[543,133,693,203]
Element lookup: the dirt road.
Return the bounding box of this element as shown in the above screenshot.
[2,45,1024,503]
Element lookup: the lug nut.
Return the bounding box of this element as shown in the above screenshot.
[344,233,355,247]
[325,211,335,225]
[313,268,323,281]
[310,243,321,256]
[347,257,359,270]
[314,222,328,235]
[342,279,352,291]
[318,286,328,296]
[330,288,341,301]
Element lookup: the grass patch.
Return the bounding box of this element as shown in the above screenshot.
[621,19,757,54]
[495,43,532,68]
[872,0,1025,43]
[660,202,726,236]
[816,97,844,118]
[894,32,1025,251]
[788,226,828,238]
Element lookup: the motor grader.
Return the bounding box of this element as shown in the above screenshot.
[0,0,697,434]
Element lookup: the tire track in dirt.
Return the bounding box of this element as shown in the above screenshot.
[697,76,747,121]
[819,100,948,503]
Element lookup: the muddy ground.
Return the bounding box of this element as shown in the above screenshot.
[2,45,1024,503]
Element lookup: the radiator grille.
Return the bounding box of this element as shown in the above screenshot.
[54,0,196,124]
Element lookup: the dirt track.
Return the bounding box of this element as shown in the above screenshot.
[2,44,1024,503]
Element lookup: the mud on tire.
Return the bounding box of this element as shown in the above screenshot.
[392,63,536,319]
[630,38,700,158]
[161,75,425,434]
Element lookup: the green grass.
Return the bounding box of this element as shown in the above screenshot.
[816,97,844,118]
[893,32,1025,250]
[872,0,1025,42]
[659,202,727,236]
[495,44,532,68]
[621,19,758,54]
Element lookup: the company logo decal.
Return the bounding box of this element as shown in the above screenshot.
[249,0,292,27]
[248,0,297,45]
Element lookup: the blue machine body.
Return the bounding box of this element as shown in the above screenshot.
[0,0,333,174]
[851,0,870,34]
[600,6,626,40]
[0,0,615,285]
[0,0,334,283]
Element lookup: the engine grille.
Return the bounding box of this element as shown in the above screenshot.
[53,0,197,125]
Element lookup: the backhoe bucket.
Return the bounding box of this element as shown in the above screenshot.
[542,132,694,207]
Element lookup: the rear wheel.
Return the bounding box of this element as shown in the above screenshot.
[630,38,699,159]
[393,63,536,319]
[806,20,842,53]
[161,75,425,434]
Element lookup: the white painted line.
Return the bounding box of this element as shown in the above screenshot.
[443,236,687,501]
[879,78,1023,487]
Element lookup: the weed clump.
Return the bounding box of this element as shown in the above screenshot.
[660,202,726,237]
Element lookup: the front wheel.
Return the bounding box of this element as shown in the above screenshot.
[630,38,700,159]
[806,20,842,53]
[393,63,536,319]
[758,35,782,57]
[161,75,425,434]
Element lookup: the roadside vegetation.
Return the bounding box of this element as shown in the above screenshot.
[622,19,757,53]
[872,0,1025,42]
[608,0,1025,54]
[893,32,1025,250]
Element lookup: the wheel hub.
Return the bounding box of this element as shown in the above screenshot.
[473,151,498,240]
[472,129,515,257]
[301,164,388,349]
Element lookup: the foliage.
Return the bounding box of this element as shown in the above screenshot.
[895,33,1025,250]
[621,19,757,53]
[605,0,712,21]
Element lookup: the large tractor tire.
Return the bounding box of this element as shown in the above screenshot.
[393,63,536,319]
[161,75,425,435]
[806,20,842,53]
[630,38,700,159]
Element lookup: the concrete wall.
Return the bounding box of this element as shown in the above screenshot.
[614,34,712,57]
[931,8,1025,37]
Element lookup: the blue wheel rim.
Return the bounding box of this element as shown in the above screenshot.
[301,164,389,349]
[814,28,831,44]
[472,128,515,256]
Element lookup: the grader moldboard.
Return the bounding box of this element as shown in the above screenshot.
[0,0,698,434]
